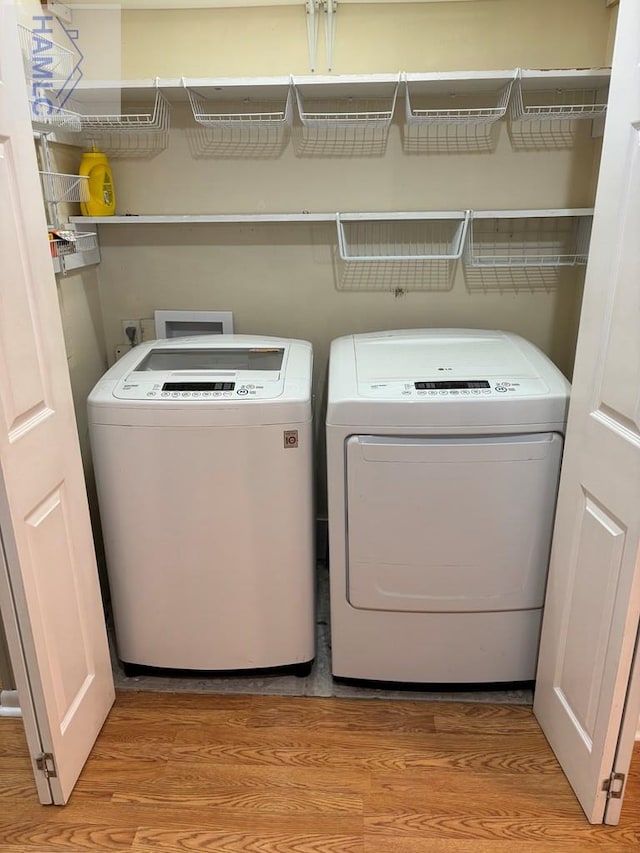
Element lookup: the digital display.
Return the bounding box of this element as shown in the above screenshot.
[414,380,491,390]
[162,382,235,391]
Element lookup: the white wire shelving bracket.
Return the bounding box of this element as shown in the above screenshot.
[305,0,319,73]
[325,0,338,73]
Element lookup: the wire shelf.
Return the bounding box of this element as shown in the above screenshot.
[335,212,469,292]
[40,172,89,203]
[18,24,76,84]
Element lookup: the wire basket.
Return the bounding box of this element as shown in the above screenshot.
[465,215,592,268]
[28,99,82,132]
[510,79,608,122]
[403,75,514,154]
[17,24,75,84]
[70,86,171,158]
[335,212,469,291]
[463,213,592,292]
[49,230,97,258]
[78,89,170,133]
[293,77,399,157]
[40,172,89,203]
[185,83,292,158]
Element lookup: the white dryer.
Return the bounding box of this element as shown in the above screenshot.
[326,329,570,684]
[88,335,315,674]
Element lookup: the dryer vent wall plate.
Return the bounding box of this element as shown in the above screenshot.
[154,310,234,340]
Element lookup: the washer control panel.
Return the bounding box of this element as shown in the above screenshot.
[113,378,281,400]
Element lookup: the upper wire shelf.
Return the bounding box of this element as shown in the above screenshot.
[40,171,89,203]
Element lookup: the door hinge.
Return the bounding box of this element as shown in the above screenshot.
[35,752,57,779]
[602,771,625,799]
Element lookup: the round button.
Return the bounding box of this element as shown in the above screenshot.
[496,387,507,393]
[223,391,233,397]
[171,392,179,398]
[237,389,249,396]
[146,392,156,397]
[439,391,448,395]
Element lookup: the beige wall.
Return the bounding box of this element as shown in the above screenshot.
[120,0,613,77]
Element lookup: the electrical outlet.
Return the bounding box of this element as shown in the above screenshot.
[121,319,142,346]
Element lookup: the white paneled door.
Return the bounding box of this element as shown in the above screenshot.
[0,0,114,804]
[534,0,640,826]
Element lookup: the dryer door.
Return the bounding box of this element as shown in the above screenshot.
[346,433,562,612]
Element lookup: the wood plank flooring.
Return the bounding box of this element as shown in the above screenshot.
[0,691,639,851]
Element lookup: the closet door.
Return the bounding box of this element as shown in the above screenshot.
[0,2,114,804]
[534,0,640,825]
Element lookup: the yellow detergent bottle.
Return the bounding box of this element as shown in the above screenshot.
[79,147,116,216]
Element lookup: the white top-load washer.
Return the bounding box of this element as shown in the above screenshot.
[88,335,315,674]
[326,329,570,684]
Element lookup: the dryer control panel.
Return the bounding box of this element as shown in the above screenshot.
[359,377,549,398]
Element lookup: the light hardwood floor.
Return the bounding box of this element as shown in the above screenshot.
[0,691,639,851]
